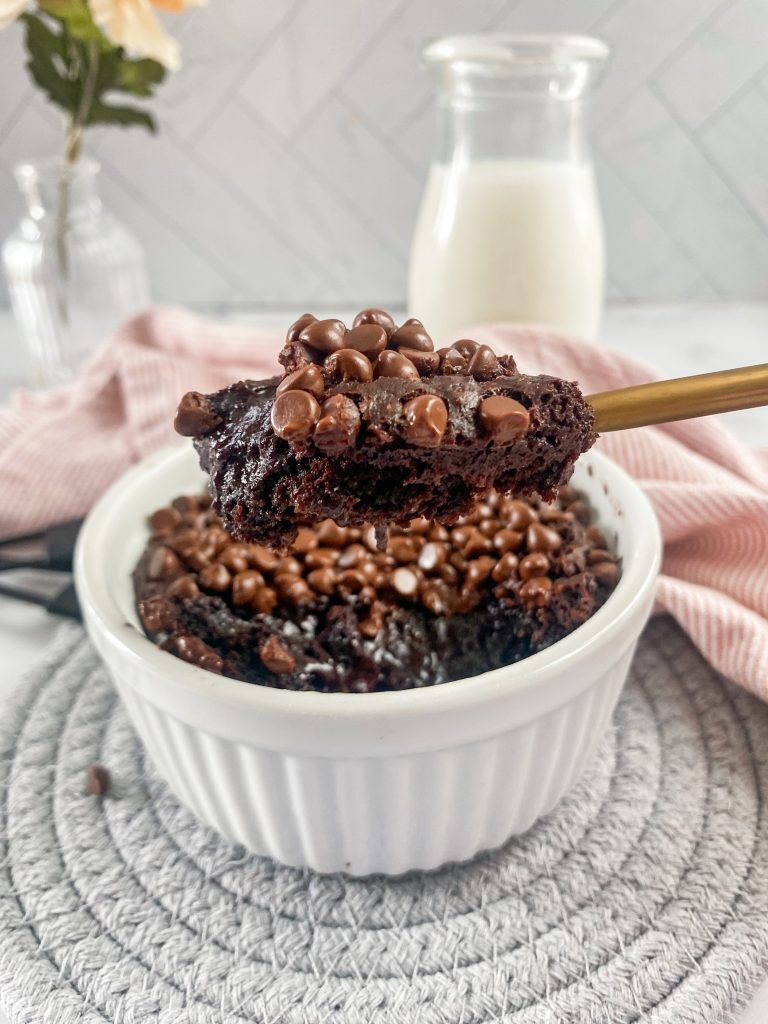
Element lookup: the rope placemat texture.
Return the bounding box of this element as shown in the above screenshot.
[1,616,767,1024]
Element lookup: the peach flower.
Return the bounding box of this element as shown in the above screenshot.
[89,0,206,70]
[0,0,27,30]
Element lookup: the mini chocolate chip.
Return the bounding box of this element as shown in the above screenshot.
[166,574,200,600]
[519,552,550,581]
[392,567,419,596]
[462,532,493,558]
[438,348,468,375]
[313,394,361,454]
[307,567,337,594]
[374,350,420,380]
[317,520,350,546]
[286,312,316,343]
[345,323,388,357]
[86,764,110,797]
[275,556,302,575]
[197,563,231,593]
[253,586,278,614]
[171,495,199,514]
[232,570,265,606]
[275,574,314,606]
[568,500,592,525]
[585,526,607,547]
[520,576,552,607]
[493,528,523,553]
[467,344,502,381]
[492,552,519,582]
[271,389,321,443]
[558,485,579,506]
[390,536,420,564]
[421,581,456,615]
[396,347,440,376]
[358,607,384,637]
[477,396,530,443]
[526,522,561,554]
[139,595,175,633]
[174,634,224,673]
[504,500,537,530]
[249,545,279,572]
[324,348,374,384]
[592,561,619,586]
[451,339,479,359]
[219,544,251,574]
[174,391,222,437]
[259,635,296,674]
[389,319,434,352]
[277,363,325,400]
[149,507,183,534]
[418,541,446,572]
[587,548,613,564]
[352,308,395,334]
[292,528,319,554]
[336,543,367,568]
[402,394,448,447]
[465,556,496,586]
[337,568,367,595]
[148,546,182,580]
[305,546,340,568]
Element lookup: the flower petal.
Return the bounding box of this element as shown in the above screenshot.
[151,0,206,11]
[90,0,180,70]
[0,0,27,30]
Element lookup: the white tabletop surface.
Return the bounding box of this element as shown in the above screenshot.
[0,302,766,1022]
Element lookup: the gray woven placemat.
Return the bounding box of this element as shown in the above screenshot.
[1,617,767,1024]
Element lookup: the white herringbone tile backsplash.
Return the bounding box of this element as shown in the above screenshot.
[1,0,767,308]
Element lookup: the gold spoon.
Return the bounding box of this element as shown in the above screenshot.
[587,363,768,432]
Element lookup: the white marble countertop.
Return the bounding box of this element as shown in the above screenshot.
[0,302,766,1023]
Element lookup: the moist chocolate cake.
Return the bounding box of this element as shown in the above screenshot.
[134,486,619,693]
[176,310,597,549]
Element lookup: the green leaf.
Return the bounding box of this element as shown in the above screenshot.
[38,0,110,48]
[115,57,166,97]
[21,13,79,116]
[86,100,157,133]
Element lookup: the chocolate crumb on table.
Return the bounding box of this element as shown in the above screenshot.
[134,486,620,693]
[175,310,597,550]
[86,764,110,796]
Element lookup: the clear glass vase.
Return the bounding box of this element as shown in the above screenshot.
[408,34,609,342]
[2,158,150,388]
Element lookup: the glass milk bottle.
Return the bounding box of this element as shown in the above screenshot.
[408,34,609,341]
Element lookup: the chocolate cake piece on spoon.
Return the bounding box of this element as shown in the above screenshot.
[175,310,597,549]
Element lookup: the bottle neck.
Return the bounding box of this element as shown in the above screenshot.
[14,158,103,223]
[435,92,590,167]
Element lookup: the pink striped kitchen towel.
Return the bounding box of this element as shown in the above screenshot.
[0,306,766,696]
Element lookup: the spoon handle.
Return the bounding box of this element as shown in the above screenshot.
[587,363,768,432]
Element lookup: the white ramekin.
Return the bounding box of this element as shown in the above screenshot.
[75,443,661,876]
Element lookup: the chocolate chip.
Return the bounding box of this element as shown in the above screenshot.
[298,318,347,356]
[173,634,224,673]
[139,595,175,633]
[493,528,523,553]
[465,556,496,586]
[504,500,536,530]
[249,545,279,572]
[337,568,367,595]
[232,570,265,606]
[345,323,388,357]
[402,394,448,447]
[86,764,110,797]
[286,312,316,343]
[259,635,296,674]
[313,394,361,454]
[219,544,251,574]
[336,543,367,568]
[452,339,479,359]
[305,546,340,568]
[397,347,440,376]
[166,574,200,600]
[307,567,336,594]
[374,350,420,380]
[275,574,314,605]
[392,567,419,596]
[390,536,420,564]
[199,563,232,592]
[149,507,182,534]
[492,552,519,582]
[148,546,182,580]
[389,319,434,352]
[592,561,619,587]
[467,344,502,381]
[519,576,552,607]
[418,541,446,572]
[352,308,395,334]
[277,363,325,400]
[316,521,349,547]
[526,522,561,554]
[174,391,222,437]
[477,396,530,443]
[519,552,550,580]
[324,348,374,384]
[438,348,468,375]
[271,389,321,442]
